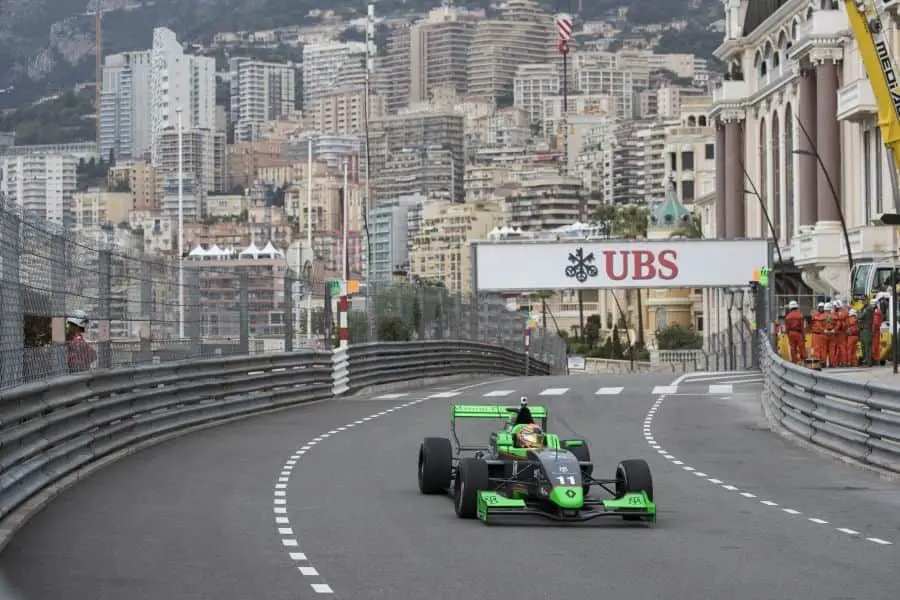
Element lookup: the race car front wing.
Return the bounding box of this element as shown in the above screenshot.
[475,490,656,524]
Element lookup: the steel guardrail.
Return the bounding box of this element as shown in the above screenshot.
[0,340,546,526]
[759,332,900,473]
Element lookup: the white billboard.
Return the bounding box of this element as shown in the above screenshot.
[472,239,770,291]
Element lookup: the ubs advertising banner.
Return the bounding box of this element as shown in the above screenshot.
[472,239,770,290]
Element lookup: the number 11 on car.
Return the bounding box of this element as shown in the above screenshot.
[556,475,577,485]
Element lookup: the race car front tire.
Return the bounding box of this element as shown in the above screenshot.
[418,437,452,494]
[615,458,654,521]
[454,458,489,518]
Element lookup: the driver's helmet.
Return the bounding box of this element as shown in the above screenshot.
[517,423,544,448]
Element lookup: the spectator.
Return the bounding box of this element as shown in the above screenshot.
[66,310,96,372]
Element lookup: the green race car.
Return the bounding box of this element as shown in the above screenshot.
[416,396,656,524]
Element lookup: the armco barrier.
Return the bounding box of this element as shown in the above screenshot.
[760,333,900,473]
[346,341,553,394]
[0,341,549,529]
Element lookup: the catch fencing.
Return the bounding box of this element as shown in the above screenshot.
[0,203,566,391]
[759,332,900,473]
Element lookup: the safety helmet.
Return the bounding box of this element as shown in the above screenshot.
[788,300,799,309]
[850,309,857,316]
[824,302,833,310]
[817,302,825,309]
[834,300,842,308]
[66,309,89,329]
[517,423,544,448]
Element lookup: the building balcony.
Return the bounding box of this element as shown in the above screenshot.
[712,79,749,105]
[845,223,897,259]
[790,10,848,62]
[836,78,877,122]
[790,224,845,267]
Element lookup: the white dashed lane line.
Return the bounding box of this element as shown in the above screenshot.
[644,376,894,548]
[271,396,427,595]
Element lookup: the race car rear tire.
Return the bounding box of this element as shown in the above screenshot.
[567,441,593,496]
[615,459,653,521]
[418,437,452,494]
[454,458,489,518]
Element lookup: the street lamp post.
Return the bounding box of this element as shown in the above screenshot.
[306,137,313,342]
[876,213,900,374]
[176,107,184,340]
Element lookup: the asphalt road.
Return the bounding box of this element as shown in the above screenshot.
[0,371,898,600]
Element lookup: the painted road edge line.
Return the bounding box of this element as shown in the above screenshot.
[271,377,506,595]
[647,372,893,547]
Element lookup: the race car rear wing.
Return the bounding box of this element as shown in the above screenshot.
[450,404,548,420]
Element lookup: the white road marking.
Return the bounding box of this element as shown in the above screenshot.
[484,390,514,396]
[269,377,504,596]
[643,375,894,548]
[539,387,569,395]
[375,393,408,399]
[596,387,624,395]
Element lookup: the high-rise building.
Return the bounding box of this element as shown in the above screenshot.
[466,0,556,104]
[229,58,297,142]
[0,154,78,228]
[513,63,561,129]
[99,51,153,162]
[301,42,367,107]
[377,24,412,115]
[409,7,477,104]
[149,27,216,166]
[367,107,465,205]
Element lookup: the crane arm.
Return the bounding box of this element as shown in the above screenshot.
[844,0,900,170]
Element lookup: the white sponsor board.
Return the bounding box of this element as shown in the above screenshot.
[567,355,586,370]
[472,239,770,290]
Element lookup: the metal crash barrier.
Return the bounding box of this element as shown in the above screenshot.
[0,341,553,525]
[760,333,900,473]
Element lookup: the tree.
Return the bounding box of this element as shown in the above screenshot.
[655,323,703,350]
[670,214,703,239]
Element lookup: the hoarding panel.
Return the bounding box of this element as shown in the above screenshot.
[473,239,770,291]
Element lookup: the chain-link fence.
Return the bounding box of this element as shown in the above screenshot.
[0,203,328,390]
[0,201,566,390]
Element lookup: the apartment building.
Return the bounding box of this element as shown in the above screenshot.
[301,41,367,107]
[99,51,153,162]
[376,23,413,115]
[409,6,477,104]
[160,172,200,222]
[306,88,383,135]
[513,63,562,129]
[149,27,216,166]
[502,175,589,231]
[0,154,78,228]
[108,162,162,210]
[576,66,635,121]
[575,118,616,204]
[367,194,425,282]
[155,128,223,198]
[410,200,499,293]
[74,190,133,229]
[228,140,291,190]
[663,97,715,205]
[228,58,297,142]
[466,0,556,104]
[367,106,465,204]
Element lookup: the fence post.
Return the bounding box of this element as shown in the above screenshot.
[49,232,68,377]
[239,268,249,354]
[284,273,294,352]
[0,209,24,388]
[97,245,112,369]
[187,267,201,357]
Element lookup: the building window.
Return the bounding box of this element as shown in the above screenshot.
[771,113,781,241]
[681,151,694,170]
[759,118,768,238]
[696,315,704,331]
[863,129,872,225]
[681,180,695,202]
[784,104,795,242]
[669,152,677,170]
[705,143,714,159]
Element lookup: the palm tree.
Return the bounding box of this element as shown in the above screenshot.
[613,205,650,349]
